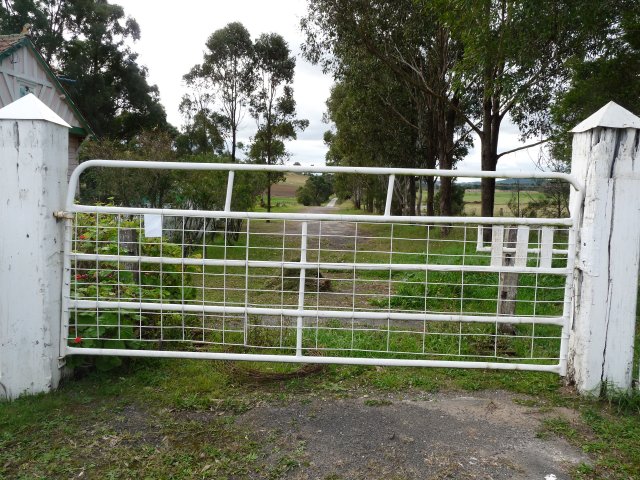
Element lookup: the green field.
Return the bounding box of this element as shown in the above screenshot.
[463,189,546,216]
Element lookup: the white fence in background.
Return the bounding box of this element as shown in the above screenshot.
[60,161,582,375]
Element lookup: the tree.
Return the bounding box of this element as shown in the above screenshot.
[302,0,614,222]
[296,174,333,206]
[550,2,640,163]
[323,64,420,214]
[176,87,226,156]
[248,33,308,213]
[302,0,471,218]
[0,0,169,140]
[79,130,179,207]
[184,22,254,162]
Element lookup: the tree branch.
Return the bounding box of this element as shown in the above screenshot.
[496,138,548,159]
[357,32,483,137]
[378,94,420,130]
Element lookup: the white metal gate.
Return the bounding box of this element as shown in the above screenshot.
[60,161,582,374]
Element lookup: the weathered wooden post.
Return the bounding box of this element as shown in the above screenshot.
[0,95,69,400]
[567,102,640,394]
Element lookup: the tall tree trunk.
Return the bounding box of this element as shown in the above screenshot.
[426,177,435,216]
[480,92,502,241]
[266,172,272,223]
[438,101,457,220]
[231,128,237,162]
[408,176,416,216]
[267,182,271,214]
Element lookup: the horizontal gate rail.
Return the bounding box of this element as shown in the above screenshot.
[70,299,565,325]
[60,160,582,375]
[67,204,575,226]
[70,253,570,275]
[64,347,561,372]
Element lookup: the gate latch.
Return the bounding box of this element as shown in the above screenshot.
[53,211,73,220]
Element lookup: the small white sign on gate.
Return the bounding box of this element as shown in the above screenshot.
[144,214,163,238]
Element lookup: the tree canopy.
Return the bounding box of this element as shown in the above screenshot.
[183,22,255,161]
[302,0,630,218]
[1,0,170,139]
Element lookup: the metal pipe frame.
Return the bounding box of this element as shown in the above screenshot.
[61,160,582,374]
[71,253,570,275]
[70,299,564,326]
[64,347,560,373]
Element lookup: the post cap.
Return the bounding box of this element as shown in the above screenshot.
[0,93,71,128]
[571,101,640,133]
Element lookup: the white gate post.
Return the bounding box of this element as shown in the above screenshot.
[0,95,70,400]
[568,102,640,395]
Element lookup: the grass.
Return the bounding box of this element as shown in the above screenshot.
[172,214,566,366]
[1,357,639,479]
[462,189,546,216]
[253,195,301,213]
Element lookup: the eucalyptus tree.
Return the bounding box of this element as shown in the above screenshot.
[302,0,609,221]
[248,33,308,213]
[324,58,421,214]
[302,0,470,218]
[550,2,640,163]
[184,22,255,162]
[176,92,227,155]
[1,0,169,139]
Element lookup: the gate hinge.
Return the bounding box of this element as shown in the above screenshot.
[53,211,73,220]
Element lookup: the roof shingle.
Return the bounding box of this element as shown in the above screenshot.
[0,33,27,55]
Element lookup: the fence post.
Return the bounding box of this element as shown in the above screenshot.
[0,95,70,400]
[567,101,640,395]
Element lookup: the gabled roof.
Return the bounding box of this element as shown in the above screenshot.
[0,33,26,55]
[571,101,640,133]
[0,93,71,127]
[0,32,94,137]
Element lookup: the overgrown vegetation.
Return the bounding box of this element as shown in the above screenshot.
[296,174,333,206]
[1,1,169,139]
[69,210,200,370]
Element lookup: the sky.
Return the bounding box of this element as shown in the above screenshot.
[116,0,546,174]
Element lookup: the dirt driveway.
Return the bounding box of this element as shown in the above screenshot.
[281,202,360,252]
[235,389,588,480]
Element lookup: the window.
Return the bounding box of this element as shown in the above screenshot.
[17,80,38,98]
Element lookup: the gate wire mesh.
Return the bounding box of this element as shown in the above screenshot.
[66,209,571,370]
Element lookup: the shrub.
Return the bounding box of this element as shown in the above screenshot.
[296,174,333,206]
[68,208,201,370]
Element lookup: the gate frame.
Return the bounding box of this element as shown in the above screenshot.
[60,160,583,375]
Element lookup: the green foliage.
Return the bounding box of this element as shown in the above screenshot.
[303,0,627,217]
[295,174,333,206]
[68,209,200,370]
[176,89,226,156]
[0,0,170,139]
[182,22,255,160]
[551,4,640,163]
[79,129,179,207]
[247,33,309,212]
[303,0,471,216]
[78,132,263,227]
[182,25,308,212]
